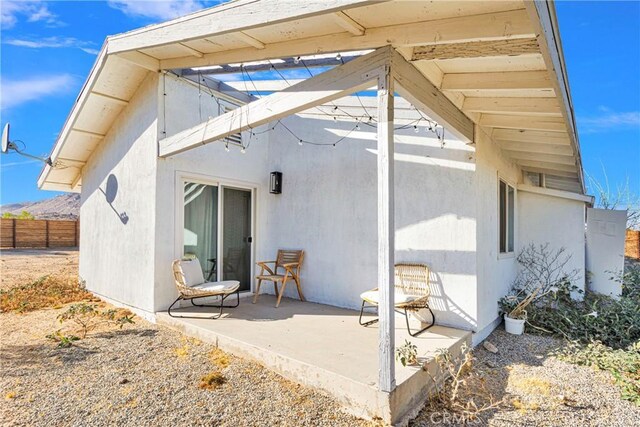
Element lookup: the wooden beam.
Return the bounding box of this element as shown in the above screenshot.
[177,42,204,58]
[108,0,378,54]
[159,46,392,157]
[233,32,266,49]
[463,97,561,116]
[498,140,574,156]
[518,159,577,174]
[115,51,160,72]
[377,65,395,393]
[91,91,129,106]
[504,150,576,166]
[390,49,473,142]
[411,38,539,61]
[332,11,365,36]
[160,9,534,69]
[480,114,566,132]
[71,167,83,190]
[441,71,552,91]
[71,128,106,138]
[520,165,578,179]
[492,128,570,144]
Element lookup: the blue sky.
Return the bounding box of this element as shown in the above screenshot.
[1,1,639,206]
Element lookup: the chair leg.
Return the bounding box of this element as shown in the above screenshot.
[273,281,280,298]
[293,276,305,302]
[359,300,379,327]
[253,279,263,304]
[275,281,287,307]
[167,292,239,320]
[404,306,436,337]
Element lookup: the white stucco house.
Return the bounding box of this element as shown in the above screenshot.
[38,1,595,423]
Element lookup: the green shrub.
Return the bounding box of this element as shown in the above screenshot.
[556,341,640,406]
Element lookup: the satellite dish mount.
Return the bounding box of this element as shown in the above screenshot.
[1,123,52,166]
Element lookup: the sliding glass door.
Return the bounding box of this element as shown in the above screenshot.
[222,188,252,291]
[182,181,253,291]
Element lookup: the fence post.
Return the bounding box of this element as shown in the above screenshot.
[45,220,50,248]
[12,219,16,248]
[75,220,79,247]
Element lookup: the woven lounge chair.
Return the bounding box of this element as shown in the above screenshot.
[168,258,240,319]
[253,249,304,307]
[359,263,435,336]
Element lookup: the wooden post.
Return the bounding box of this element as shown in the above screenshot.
[377,65,395,392]
[75,220,79,247]
[45,220,49,248]
[12,219,16,248]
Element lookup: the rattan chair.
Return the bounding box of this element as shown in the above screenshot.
[253,250,304,307]
[359,263,435,336]
[168,258,240,319]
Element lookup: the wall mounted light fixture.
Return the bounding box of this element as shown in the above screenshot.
[270,171,282,194]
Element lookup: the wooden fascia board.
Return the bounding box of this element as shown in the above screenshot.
[108,0,380,54]
[524,0,585,193]
[159,46,393,157]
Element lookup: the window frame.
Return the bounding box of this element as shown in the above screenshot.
[498,177,516,256]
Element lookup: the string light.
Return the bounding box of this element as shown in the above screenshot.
[298,139,303,146]
[294,56,301,64]
[413,125,419,133]
[240,146,246,154]
[335,53,342,61]
[225,144,230,152]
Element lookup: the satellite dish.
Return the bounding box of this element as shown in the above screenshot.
[1,122,52,166]
[2,123,10,153]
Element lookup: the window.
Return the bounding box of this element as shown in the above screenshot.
[499,179,515,253]
[221,103,243,146]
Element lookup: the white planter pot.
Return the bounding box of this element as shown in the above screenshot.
[504,314,525,335]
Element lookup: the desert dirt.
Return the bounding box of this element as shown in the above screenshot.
[1,249,639,426]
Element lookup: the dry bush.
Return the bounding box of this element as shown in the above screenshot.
[199,371,226,390]
[0,275,94,313]
[55,303,135,339]
[425,344,503,423]
[209,348,230,368]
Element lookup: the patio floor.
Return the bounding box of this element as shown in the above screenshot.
[156,294,470,423]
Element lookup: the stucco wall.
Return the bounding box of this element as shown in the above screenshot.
[79,73,158,317]
[518,191,586,294]
[263,110,478,330]
[153,74,271,310]
[473,127,521,335]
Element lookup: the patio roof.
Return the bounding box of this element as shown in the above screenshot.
[39,0,585,194]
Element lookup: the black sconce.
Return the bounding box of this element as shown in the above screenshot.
[270,171,282,194]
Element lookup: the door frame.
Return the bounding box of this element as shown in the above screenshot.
[175,171,257,294]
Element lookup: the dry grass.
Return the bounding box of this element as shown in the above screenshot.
[209,348,230,369]
[199,371,226,390]
[0,274,94,313]
[511,376,552,397]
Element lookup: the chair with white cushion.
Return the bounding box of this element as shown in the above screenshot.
[169,258,240,319]
[359,263,435,336]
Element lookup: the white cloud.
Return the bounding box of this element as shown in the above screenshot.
[579,110,640,133]
[1,1,64,29]
[1,74,76,111]
[107,0,210,21]
[4,36,99,55]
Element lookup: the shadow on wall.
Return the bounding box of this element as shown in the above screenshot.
[99,174,129,225]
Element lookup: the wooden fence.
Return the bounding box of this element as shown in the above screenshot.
[0,219,79,248]
[626,229,640,260]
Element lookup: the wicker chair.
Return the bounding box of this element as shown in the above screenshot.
[168,258,240,319]
[359,263,435,336]
[253,250,304,307]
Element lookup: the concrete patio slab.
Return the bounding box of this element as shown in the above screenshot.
[156,295,470,424]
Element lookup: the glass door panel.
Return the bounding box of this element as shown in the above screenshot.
[222,187,252,291]
[183,182,218,281]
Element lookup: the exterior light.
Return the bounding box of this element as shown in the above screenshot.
[270,171,282,194]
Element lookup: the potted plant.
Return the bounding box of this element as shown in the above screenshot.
[499,286,541,335]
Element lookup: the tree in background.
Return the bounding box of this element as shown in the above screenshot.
[2,211,35,220]
[587,171,640,230]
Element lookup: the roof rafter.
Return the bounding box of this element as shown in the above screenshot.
[411,38,539,61]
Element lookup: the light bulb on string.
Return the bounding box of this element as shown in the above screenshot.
[413,125,419,133]
[225,144,230,152]
[298,139,303,146]
[335,53,342,61]
[294,57,301,64]
[355,123,360,131]
[240,146,246,154]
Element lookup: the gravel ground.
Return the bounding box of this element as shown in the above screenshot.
[410,329,640,427]
[0,307,370,427]
[2,249,639,426]
[0,249,78,291]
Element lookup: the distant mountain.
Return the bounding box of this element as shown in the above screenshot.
[1,194,80,220]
